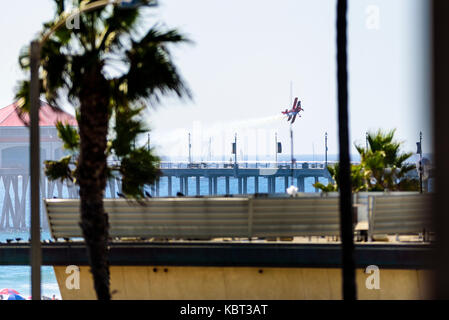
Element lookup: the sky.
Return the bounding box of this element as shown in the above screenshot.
[0,0,431,162]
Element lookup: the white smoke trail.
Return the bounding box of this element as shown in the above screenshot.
[144,114,286,160]
[226,114,284,130]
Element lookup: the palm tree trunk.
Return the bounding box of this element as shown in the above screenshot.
[336,0,357,300]
[77,66,111,300]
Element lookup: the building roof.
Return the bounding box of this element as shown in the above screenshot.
[0,101,77,127]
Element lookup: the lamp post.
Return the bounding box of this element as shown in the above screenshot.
[234,133,238,167]
[29,40,41,302]
[290,124,294,184]
[289,81,294,184]
[325,132,328,168]
[188,132,192,164]
[275,132,278,165]
[29,0,157,301]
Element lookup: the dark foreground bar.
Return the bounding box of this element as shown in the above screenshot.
[0,242,433,269]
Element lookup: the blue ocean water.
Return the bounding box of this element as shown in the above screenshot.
[0,175,328,300]
[0,231,60,300]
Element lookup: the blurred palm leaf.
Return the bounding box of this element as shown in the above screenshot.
[56,121,80,152]
[44,155,74,182]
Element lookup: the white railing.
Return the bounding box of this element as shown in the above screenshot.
[44,192,432,241]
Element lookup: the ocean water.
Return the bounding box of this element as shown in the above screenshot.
[0,231,60,300]
[0,175,328,300]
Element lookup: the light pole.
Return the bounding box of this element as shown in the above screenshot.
[29,0,157,301]
[289,82,294,184]
[188,132,192,164]
[234,133,238,167]
[325,132,328,168]
[290,123,294,184]
[29,40,41,301]
[275,132,278,165]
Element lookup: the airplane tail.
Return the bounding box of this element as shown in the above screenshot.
[292,97,298,108]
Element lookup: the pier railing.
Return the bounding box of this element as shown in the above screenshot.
[157,160,339,169]
[45,196,342,239]
[0,162,335,231]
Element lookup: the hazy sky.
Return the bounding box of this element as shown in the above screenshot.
[0,0,431,161]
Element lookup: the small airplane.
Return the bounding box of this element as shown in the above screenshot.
[281,97,304,124]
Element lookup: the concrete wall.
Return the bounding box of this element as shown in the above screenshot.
[54,266,433,300]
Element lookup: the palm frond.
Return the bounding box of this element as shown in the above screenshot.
[111,104,147,157]
[14,80,46,125]
[45,155,74,182]
[56,121,80,152]
[41,40,71,104]
[313,182,337,192]
[119,147,161,198]
[54,0,65,16]
[98,6,140,51]
[121,27,192,102]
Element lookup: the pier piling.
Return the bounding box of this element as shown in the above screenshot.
[196,176,200,196]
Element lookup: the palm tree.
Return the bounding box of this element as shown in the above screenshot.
[16,0,191,300]
[315,129,418,193]
[314,162,366,193]
[356,129,418,191]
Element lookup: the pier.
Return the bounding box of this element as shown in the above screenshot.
[158,161,331,196]
[0,161,332,230]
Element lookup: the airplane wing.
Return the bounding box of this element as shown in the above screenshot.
[288,114,292,121]
[292,97,298,109]
[291,113,297,124]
